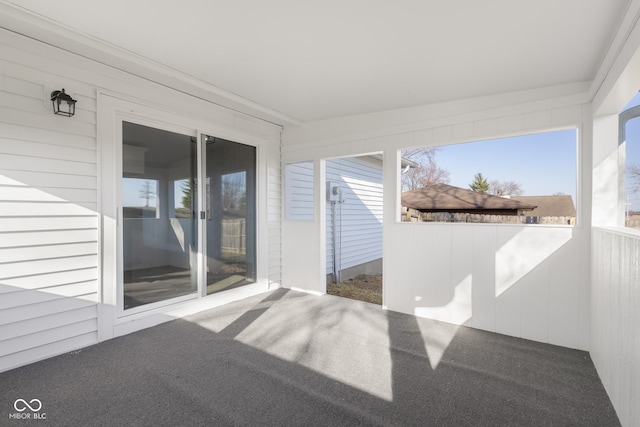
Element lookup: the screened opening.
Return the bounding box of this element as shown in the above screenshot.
[620,92,640,229]
[400,129,578,225]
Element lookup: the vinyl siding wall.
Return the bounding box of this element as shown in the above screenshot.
[326,156,382,275]
[0,36,100,372]
[283,157,383,277]
[0,29,281,372]
[284,161,314,221]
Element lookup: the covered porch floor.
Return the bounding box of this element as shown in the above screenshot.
[1,290,619,426]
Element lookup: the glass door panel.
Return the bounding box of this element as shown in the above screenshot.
[204,136,256,294]
[122,122,198,309]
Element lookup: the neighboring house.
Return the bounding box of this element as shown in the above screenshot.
[402,184,537,216]
[511,195,577,221]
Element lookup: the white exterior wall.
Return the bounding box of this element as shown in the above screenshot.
[0,29,282,372]
[0,32,100,371]
[326,156,383,275]
[282,88,592,350]
[591,228,640,427]
[284,161,314,221]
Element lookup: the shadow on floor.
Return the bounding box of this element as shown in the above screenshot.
[0,289,619,426]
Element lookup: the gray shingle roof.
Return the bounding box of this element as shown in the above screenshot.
[402,184,537,213]
[511,195,576,217]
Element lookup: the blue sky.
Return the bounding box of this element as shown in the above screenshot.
[433,129,577,201]
[623,92,640,211]
[428,90,640,211]
[627,122,640,211]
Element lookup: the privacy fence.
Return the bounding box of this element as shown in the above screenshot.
[402,208,575,225]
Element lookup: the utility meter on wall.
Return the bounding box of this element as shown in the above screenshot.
[327,181,342,202]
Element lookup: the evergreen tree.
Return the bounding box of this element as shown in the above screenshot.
[181,180,192,209]
[139,181,156,207]
[469,172,489,193]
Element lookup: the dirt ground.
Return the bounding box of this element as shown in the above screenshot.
[326,274,382,305]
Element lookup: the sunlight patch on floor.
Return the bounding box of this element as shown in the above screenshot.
[233,297,394,401]
[413,275,471,369]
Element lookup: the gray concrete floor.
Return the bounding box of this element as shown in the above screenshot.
[1,289,620,426]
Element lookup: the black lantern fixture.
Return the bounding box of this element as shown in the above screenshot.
[50,89,77,117]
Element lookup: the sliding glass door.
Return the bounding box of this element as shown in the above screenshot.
[120,123,256,311]
[204,136,257,294]
[122,122,198,309]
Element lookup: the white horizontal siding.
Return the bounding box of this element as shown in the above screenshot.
[0,267,97,294]
[0,170,95,188]
[0,306,96,342]
[0,202,96,216]
[0,26,284,373]
[0,217,97,232]
[0,153,96,175]
[326,156,383,275]
[0,294,97,326]
[0,254,98,279]
[268,145,282,285]
[0,281,97,311]
[0,187,96,202]
[0,137,96,162]
[0,332,97,373]
[0,229,97,248]
[0,242,97,263]
[0,318,97,358]
[0,37,100,371]
[285,161,314,221]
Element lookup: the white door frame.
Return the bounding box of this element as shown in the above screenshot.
[97,92,269,341]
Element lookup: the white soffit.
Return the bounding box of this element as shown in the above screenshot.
[2,0,632,123]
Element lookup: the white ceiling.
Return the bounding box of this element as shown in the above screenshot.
[4,0,632,123]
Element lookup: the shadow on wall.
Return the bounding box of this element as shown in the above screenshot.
[0,288,619,425]
[385,224,582,350]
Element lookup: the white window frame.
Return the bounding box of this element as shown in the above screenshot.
[619,104,640,227]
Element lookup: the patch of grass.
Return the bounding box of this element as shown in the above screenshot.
[327,274,382,305]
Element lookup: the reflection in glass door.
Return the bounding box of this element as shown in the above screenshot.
[122,122,198,309]
[204,136,256,294]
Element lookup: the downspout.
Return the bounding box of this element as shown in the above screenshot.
[329,184,344,283]
[332,200,338,283]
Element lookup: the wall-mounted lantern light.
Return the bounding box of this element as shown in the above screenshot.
[50,89,77,117]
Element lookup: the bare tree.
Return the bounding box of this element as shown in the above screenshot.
[402,147,450,191]
[628,162,640,193]
[222,172,246,214]
[403,146,438,161]
[489,180,523,196]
